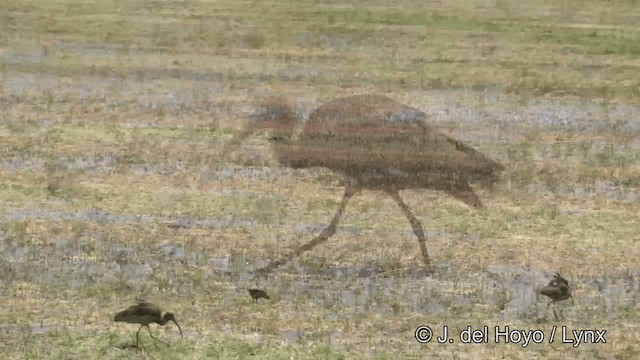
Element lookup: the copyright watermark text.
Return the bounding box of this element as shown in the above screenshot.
[415,325,607,347]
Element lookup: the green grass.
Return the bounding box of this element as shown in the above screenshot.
[1,330,397,360]
[3,0,640,98]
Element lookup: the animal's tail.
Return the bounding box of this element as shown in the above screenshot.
[114,311,126,322]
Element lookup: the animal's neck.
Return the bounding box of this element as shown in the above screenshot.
[159,316,171,325]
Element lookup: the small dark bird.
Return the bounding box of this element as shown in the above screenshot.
[248,288,270,302]
[538,272,574,320]
[114,301,183,348]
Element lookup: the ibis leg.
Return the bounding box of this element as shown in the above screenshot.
[387,189,432,272]
[135,325,143,348]
[257,183,360,273]
[147,326,168,345]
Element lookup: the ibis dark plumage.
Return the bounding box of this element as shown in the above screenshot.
[114,301,183,348]
[538,272,574,320]
[248,288,270,301]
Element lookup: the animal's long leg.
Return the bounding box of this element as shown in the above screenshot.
[146,326,168,345]
[257,183,360,273]
[387,189,432,271]
[135,325,144,348]
[545,300,561,321]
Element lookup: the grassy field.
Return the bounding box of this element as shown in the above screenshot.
[1,0,640,358]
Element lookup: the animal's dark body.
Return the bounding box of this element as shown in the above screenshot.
[539,272,574,320]
[248,288,270,301]
[224,94,504,274]
[114,301,183,348]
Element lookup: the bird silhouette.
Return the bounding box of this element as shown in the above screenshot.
[223,94,504,274]
[539,272,574,320]
[248,288,270,301]
[114,301,183,348]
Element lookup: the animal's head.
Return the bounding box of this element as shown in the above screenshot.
[553,272,570,287]
[221,96,299,160]
[468,153,505,190]
[445,138,505,191]
[163,313,184,338]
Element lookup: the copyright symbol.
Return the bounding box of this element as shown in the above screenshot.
[415,325,433,343]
